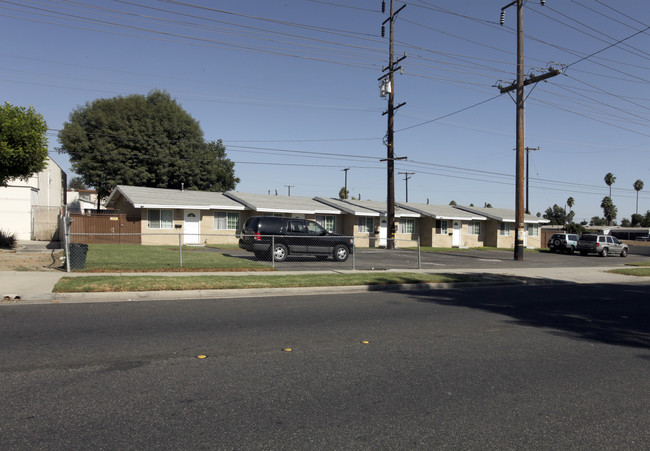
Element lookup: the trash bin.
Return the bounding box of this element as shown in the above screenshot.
[68,243,88,270]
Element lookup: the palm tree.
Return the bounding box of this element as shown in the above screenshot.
[565,197,575,226]
[604,173,616,197]
[601,196,617,226]
[634,179,644,214]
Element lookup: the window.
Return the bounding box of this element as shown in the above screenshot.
[398,218,414,234]
[527,224,539,236]
[500,222,511,236]
[148,209,173,229]
[315,215,335,232]
[468,221,481,235]
[214,212,240,230]
[435,219,448,235]
[357,217,374,233]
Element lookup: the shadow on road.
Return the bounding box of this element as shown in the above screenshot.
[407,280,650,351]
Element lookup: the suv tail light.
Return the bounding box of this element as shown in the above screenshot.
[254,232,262,241]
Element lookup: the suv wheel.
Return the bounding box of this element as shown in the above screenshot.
[620,248,628,257]
[553,238,562,248]
[567,246,575,255]
[600,247,608,257]
[273,243,288,262]
[333,244,349,262]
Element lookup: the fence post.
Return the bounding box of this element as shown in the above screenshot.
[417,236,421,269]
[352,236,356,271]
[179,234,183,268]
[271,235,275,269]
[64,214,71,273]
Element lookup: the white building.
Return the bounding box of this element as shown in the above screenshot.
[0,157,66,241]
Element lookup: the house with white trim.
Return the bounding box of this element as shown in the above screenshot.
[315,197,421,247]
[105,185,246,245]
[453,205,550,248]
[398,202,487,248]
[224,192,343,233]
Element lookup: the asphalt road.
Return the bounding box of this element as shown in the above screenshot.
[2,284,649,449]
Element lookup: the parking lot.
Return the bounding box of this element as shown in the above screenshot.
[242,244,650,271]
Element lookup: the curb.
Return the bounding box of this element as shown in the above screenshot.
[10,276,570,305]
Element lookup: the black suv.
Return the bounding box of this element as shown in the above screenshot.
[238,216,353,262]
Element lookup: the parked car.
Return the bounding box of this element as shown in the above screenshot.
[547,233,580,254]
[238,216,353,262]
[577,234,628,257]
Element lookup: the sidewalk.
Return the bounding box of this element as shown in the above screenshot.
[1,265,647,305]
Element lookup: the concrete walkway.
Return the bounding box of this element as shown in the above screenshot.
[1,265,648,305]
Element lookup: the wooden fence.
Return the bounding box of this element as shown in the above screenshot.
[69,213,141,244]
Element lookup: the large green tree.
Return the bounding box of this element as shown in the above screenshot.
[0,102,49,186]
[543,204,574,226]
[58,90,239,205]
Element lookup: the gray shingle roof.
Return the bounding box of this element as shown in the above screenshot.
[224,192,340,215]
[454,205,550,223]
[397,202,486,220]
[315,198,420,217]
[107,185,245,210]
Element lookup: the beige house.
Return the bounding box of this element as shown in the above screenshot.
[398,202,487,248]
[105,185,246,246]
[316,197,421,247]
[224,192,342,233]
[102,185,550,250]
[453,205,550,248]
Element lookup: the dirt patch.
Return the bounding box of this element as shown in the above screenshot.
[0,250,66,271]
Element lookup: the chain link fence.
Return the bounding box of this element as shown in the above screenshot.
[63,227,421,272]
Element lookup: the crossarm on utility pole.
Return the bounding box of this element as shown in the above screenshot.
[499,69,561,93]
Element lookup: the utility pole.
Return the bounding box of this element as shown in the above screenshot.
[342,168,350,199]
[284,185,294,196]
[524,147,539,214]
[379,0,406,250]
[498,0,560,261]
[398,171,415,202]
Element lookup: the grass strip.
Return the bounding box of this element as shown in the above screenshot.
[609,268,650,277]
[623,261,650,267]
[54,272,480,293]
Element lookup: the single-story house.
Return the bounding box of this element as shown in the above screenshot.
[105,185,246,245]
[453,205,550,248]
[0,157,66,241]
[315,197,421,247]
[224,192,343,233]
[100,185,550,250]
[398,202,487,248]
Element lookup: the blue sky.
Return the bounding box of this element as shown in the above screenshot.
[2,0,649,223]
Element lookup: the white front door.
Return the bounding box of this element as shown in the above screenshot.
[379,219,387,247]
[452,221,461,247]
[184,210,200,244]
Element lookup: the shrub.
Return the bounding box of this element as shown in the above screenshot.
[0,230,17,249]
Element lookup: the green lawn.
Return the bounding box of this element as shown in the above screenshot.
[72,243,271,272]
